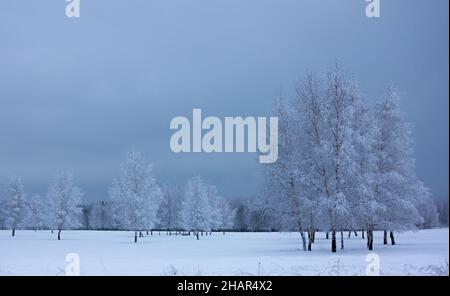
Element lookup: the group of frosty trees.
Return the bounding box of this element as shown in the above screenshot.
[0,151,235,243]
[0,172,82,240]
[260,66,439,252]
[109,150,235,243]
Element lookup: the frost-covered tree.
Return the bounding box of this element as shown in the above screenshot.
[157,184,183,232]
[109,150,163,243]
[373,89,424,244]
[47,171,83,240]
[292,73,332,251]
[4,176,27,236]
[344,82,383,250]
[26,194,47,231]
[181,176,212,240]
[261,95,311,251]
[210,193,235,233]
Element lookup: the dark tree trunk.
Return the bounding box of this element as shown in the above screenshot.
[383,230,388,245]
[146,230,149,235]
[150,230,153,235]
[134,230,137,243]
[353,230,358,236]
[362,230,365,239]
[326,232,329,239]
[12,228,15,237]
[299,231,307,251]
[196,232,199,240]
[331,230,337,253]
[311,230,316,243]
[368,228,373,251]
[348,230,351,238]
[58,229,61,241]
[340,231,344,250]
[307,230,312,251]
[390,231,396,245]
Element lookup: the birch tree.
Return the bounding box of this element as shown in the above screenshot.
[47,171,83,240]
[109,150,163,243]
[4,176,27,237]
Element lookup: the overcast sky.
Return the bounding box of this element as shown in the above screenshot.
[0,0,448,201]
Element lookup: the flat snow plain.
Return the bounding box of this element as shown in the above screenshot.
[0,228,448,275]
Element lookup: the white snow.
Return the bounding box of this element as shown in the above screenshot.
[0,228,448,276]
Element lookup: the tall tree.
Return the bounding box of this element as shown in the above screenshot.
[373,89,424,244]
[109,150,162,243]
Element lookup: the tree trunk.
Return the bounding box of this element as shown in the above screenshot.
[390,231,396,245]
[348,230,351,238]
[300,231,307,251]
[311,230,316,243]
[196,232,199,240]
[383,230,388,245]
[146,230,149,235]
[362,230,365,239]
[307,230,312,251]
[12,228,15,237]
[353,230,358,236]
[368,228,373,251]
[58,229,61,241]
[331,230,337,253]
[340,231,344,250]
[326,232,329,239]
[134,230,137,243]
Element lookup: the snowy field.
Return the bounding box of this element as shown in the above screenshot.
[0,228,448,276]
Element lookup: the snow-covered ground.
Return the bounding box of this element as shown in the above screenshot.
[0,228,448,276]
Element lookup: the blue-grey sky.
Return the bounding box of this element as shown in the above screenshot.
[0,0,448,201]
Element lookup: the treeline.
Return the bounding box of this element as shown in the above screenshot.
[0,151,235,242]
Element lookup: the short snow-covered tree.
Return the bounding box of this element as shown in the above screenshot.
[109,150,163,243]
[209,189,235,233]
[158,184,183,232]
[181,176,212,240]
[4,176,27,237]
[47,171,83,240]
[26,194,47,231]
